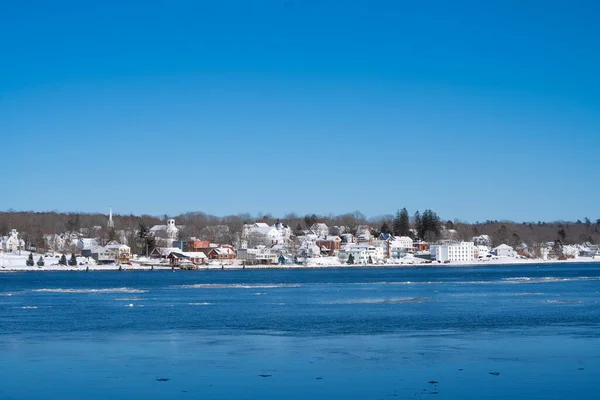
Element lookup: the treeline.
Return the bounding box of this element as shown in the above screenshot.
[1,210,600,250]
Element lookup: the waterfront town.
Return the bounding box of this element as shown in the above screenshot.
[2,208,600,270]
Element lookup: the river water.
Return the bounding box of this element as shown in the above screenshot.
[1,264,599,399]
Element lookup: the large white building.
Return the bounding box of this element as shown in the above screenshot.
[430,242,475,262]
[150,219,180,246]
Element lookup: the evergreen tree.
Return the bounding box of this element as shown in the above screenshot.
[138,223,156,256]
[368,255,373,264]
[60,254,67,266]
[413,211,422,239]
[304,214,318,229]
[27,252,34,266]
[347,254,354,264]
[418,209,441,242]
[392,208,410,236]
[392,210,402,236]
[37,256,45,266]
[107,227,118,243]
[399,208,410,236]
[70,253,77,266]
[380,222,391,235]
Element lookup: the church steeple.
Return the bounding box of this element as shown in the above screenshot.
[108,206,114,228]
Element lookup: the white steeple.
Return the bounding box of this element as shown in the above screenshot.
[108,206,114,228]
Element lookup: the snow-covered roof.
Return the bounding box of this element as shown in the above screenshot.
[493,244,514,250]
[168,251,207,259]
[105,244,130,250]
[316,236,341,242]
[210,247,235,255]
[254,222,269,228]
[152,247,181,256]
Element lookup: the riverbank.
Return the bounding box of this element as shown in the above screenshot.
[2,252,600,272]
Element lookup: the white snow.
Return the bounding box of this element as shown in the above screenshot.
[1,251,599,272]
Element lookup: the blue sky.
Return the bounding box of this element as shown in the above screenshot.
[1,0,599,222]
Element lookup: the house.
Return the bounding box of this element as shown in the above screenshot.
[206,246,236,260]
[104,243,132,263]
[473,235,493,248]
[77,238,99,256]
[273,221,292,239]
[298,240,321,259]
[413,240,430,252]
[310,223,329,237]
[475,245,491,258]
[237,247,278,265]
[1,229,25,253]
[149,247,181,259]
[340,233,354,243]
[330,226,349,236]
[430,242,475,262]
[355,226,372,243]
[91,246,114,264]
[242,223,285,247]
[185,239,210,252]
[387,236,414,258]
[149,219,181,246]
[167,251,207,266]
[493,244,515,258]
[90,243,130,263]
[338,243,383,264]
[315,236,342,256]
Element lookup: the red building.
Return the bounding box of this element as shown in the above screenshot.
[207,245,237,260]
[315,236,342,256]
[188,240,211,252]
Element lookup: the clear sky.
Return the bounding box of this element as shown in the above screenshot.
[1,0,599,222]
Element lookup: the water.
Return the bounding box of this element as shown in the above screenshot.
[1,265,599,399]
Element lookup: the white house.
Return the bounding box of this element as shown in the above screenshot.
[355,225,372,243]
[93,244,131,263]
[338,243,384,264]
[386,236,414,258]
[91,246,113,264]
[1,229,25,253]
[475,245,491,258]
[242,223,286,247]
[273,221,292,239]
[150,219,180,245]
[298,239,321,258]
[430,242,475,262]
[237,246,278,264]
[310,223,329,237]
[77,238,98,251]
[493,244,515,258]
[473,235,492,248]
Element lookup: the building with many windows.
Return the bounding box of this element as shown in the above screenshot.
[430,242,475,262]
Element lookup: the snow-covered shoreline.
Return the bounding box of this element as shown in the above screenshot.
[1,253,600,272]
